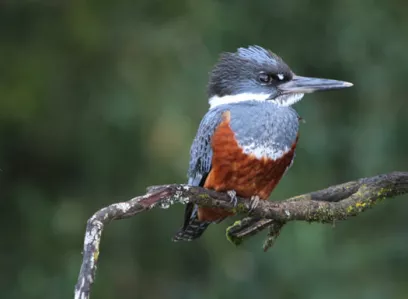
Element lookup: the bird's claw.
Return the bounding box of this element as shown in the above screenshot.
[227,190,238,208]
[249,196,260,214]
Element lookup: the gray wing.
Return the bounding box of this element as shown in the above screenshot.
[180,106,226,231]
[187,106,226,187]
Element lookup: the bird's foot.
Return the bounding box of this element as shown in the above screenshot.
[249,195,260,214]
[227,190,238,207]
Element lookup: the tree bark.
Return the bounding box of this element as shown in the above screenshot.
[74,171,408,299]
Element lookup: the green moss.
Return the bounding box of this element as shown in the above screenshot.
[376,187,390,201]
[346,187,391,215]
[306,186,393,224]
[93,249,100,262]
[347,200,370,214]
[307,205,336,223]
[198,193,211,199]
[232,203,247,214]
[225,220,244,246]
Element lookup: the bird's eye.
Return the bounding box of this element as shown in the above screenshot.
[259,72,286,84]
[258,72,272,84]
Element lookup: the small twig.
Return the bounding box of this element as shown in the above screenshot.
[263,222,285,252]
[74,171,408,299]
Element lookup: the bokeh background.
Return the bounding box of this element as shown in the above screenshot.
[1,1,408,299]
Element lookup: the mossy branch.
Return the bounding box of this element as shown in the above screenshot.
[74,171,408,299]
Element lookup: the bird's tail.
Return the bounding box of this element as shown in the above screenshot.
[173,203,211,242]
[172,218,210,242]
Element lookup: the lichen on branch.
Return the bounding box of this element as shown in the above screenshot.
[75,171,408,299]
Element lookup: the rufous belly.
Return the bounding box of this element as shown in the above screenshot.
[198,111,298,222]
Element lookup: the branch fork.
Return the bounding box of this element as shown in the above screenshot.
[74,171,408,299]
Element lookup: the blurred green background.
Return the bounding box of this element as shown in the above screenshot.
[1,1,408,299]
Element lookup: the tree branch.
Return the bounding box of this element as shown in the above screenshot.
[74,171,408,299]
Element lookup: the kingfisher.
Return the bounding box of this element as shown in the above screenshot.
[173,45,352,241]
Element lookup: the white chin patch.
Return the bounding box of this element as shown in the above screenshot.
[273,93,304,106]
[209,93,270,109]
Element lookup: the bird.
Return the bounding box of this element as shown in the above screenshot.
[172,45,352,241]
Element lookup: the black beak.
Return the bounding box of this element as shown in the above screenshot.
[279,75,353,94]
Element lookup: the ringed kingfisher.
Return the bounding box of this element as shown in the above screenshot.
[173,45,352,241]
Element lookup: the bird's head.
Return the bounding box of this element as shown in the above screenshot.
[207,45,352,109]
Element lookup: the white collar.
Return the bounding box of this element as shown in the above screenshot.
[208,92,304,109]
[209,93,270,109]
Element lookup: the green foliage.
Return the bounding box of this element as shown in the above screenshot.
[1,1,408,299]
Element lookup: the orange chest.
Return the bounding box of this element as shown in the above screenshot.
[204,114,298,200]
